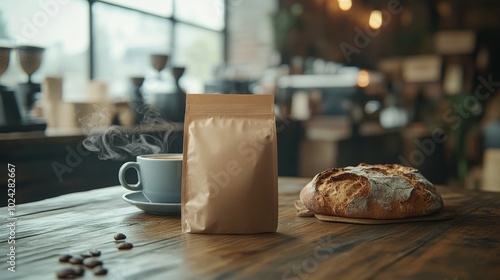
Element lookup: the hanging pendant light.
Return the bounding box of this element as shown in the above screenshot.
[338,0,352,11]
[369,10,382,29]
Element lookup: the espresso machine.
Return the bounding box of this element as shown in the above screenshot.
[0,46,46,132]
[148,54,187,123]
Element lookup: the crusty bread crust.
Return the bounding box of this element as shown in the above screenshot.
[300,163,444,219]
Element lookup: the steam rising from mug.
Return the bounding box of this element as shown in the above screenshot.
[81,106,175,161]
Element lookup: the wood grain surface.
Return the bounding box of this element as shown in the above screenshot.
[1,178,499,280]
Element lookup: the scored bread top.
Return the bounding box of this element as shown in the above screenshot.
[299,163,444,219]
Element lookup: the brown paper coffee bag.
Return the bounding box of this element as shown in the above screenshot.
[182,94,278,234]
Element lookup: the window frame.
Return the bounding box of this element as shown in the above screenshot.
[88,0,227,79]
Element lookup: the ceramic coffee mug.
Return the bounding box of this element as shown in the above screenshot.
[118,154,182,203]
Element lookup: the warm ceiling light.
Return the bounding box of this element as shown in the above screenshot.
[357,70,370,88]
[338,0,352,11]
[437,1,452,17]
[369,10,383,29]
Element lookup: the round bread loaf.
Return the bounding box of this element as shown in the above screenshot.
[300,163,443,219]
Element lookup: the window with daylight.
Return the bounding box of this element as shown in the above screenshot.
[0,0,89,98]
[0,0,225,99]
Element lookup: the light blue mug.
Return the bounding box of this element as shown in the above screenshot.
[118,154,182,203]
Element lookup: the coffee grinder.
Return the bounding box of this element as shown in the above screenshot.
[17,45,45,115]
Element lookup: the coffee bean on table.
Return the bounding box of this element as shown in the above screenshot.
[56,268,77,279]
[74,266,85,276]
[58,254,72,263]
[68,257,83,264]
[83,258,103,268]
[117,242,133,250]
[89,249,101,256]
[80,250,93,258]
[93,266,108,275]
[114,233,127,241]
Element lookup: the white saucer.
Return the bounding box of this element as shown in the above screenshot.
[122,192,181,215]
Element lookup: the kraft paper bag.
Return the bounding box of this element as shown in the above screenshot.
[182,94,278,234]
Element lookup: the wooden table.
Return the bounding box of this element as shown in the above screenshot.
[2,178,500,279]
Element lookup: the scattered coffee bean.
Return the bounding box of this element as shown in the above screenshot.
[56,268,77,279]
[58,254,72,263]
[80,250,93,258]
[117,242,133,250]
[83,258,103,268]
[68,257,83,264]
[114,233,127,241]
[74,266,85,276]
[89,249,101,256]
[93,266,108,276]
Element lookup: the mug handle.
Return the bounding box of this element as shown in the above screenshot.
[118,162,142,191]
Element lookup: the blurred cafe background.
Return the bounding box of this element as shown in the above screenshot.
[1,0,500,205]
